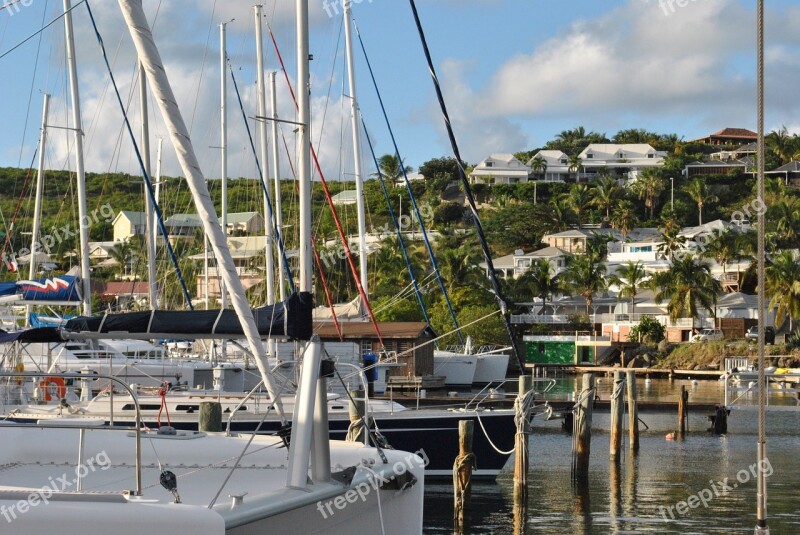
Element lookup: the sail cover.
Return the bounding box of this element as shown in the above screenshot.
[64,291,313,340]
[18,276,81,302]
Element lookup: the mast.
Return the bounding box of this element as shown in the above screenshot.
[254,5,275,308]
[26,93,50,327]
[220,21,229,309]
[155,138,163,205]
[269,72,285,302]
[297,1,312,292]
[139,63,158,309]
[117,0,284,420]
[63,0,91,316]
[343,1,368,300]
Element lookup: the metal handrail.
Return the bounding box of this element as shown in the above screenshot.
[0,371,143,496]
[465,377,557,412]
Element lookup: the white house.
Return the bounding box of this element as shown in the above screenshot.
[481,246,568,279]
[527,150,570,182]
[468,153,531,185]
[577,144,667,181]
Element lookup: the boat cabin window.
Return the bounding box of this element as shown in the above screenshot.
[121,404,161,411]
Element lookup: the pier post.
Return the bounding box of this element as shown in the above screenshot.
[454,419,474,532]
[678,385,688,438]
[573,373,594,480]
[626,370,639,453]
[199,401,222,432]
[610,371,624,461]
[514,375,533,496]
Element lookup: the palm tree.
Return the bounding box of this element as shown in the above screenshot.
[375,154,412,182]
[651,256,721,329]
[765,251,800,331]
[565,183,592,228]
[702,228,738,277]
[610,200,638,242]
[518,258,559,315]
[108,241,133,280]
[562,254,607,316]
[770,198,800,244]
[592,176,620,220]
[586,232,614,261]
[631,168,665,219]
[608,261,648,316]
[683,178,718,226]
[656,225,687,261]
[438,248,481,294]
[567,154,583,182]
[529,156,547,179]
[766,126,794,165]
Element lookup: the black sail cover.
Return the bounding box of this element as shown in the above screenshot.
[64,292,313,341]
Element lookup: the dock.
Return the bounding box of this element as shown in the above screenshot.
[526,364,724,378]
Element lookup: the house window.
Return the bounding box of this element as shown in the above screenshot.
[560,158,567,165]
[618,152,625,159]
[486,161,493,168]
[586,153,593,159]
[361,339,373,355]
[648,153,655,159]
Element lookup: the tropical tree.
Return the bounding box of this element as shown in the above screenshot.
[375,154,412,182]
[769,198,800,245]
[631,167,665,219]
[561,253,607,316]
[592,176,620,220]
[567,154,583,182]
[766,126,797,165]
[765,251,800,331]
[565,183,592,228]
[610,200,638,242]
[586,232,614,261]
[438,248,482,294]
[108,240,133,280]
[702,228,738,276]
[517,258,559,315]
[657,225,687,261]
[530,156,547,179]
[651,256,721,329]
[607,261,648,316]
[683,177,718,226]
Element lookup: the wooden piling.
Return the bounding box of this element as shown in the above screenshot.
[678,385,688,438]
[198,401,222,432]
[573,373,594,480]
[712,406,728,434]
[609,371,624,462]
[514,375,533,496]
[626,370,639,453]
[454,419,474,532]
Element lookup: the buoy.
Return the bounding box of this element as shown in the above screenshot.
[644,377,652,386]
[597,378,603,384]
[691,379,699,386]
[665,432,676,441]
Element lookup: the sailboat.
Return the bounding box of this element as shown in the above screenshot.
[0,1,424,533]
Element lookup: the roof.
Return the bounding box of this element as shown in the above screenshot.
[113,211,147,225]
[680,219,731,238]
[717,292,757,309]
[712,128,758,139]
[530,246,569,258]
[91,281,151,296]
[165,214,203,226]
[770,161,800,173]
[331,190,359,204]
[226,212,261,224]
[313,321,435,340]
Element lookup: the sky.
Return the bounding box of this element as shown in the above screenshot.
[0,0,799,186]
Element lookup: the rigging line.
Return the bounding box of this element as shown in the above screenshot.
[188,0,216,135]
[0,0,84,61]
[16,0,48,168]
[84,0,193,310]
[352,20,462,343]
[227,60,296,295]
[267,25,385,350]
[406,0,525,370]
[361,115,430,325]
[0,146,39,271]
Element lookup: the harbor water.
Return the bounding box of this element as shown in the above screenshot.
[422,376,800,533]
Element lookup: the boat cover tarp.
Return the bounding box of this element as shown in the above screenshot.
[0,281,17,297]
[17,276,80,302]
[64,291,313,340]
[0,327,62,344]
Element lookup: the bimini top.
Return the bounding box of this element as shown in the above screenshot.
[63,292,313,341]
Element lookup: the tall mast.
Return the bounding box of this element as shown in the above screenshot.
[297,0,312,292]
[343,0,368,300]
[63,0,91,315]
[117,0,284,420]
[26,93,50,327]
[139,63,158,309]
[254,5,275,308]
[220,21,229,309]
[269,72,285,302]
[155,138,163,205]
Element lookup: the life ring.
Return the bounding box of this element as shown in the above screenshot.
[38,377,66,401]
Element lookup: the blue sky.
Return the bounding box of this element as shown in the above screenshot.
[0,0,798,181]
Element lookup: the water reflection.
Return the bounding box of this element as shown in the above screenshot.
[422,378,800,533]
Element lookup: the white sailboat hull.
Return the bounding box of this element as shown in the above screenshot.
[473,354,510,384]
[433,352,477,386]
